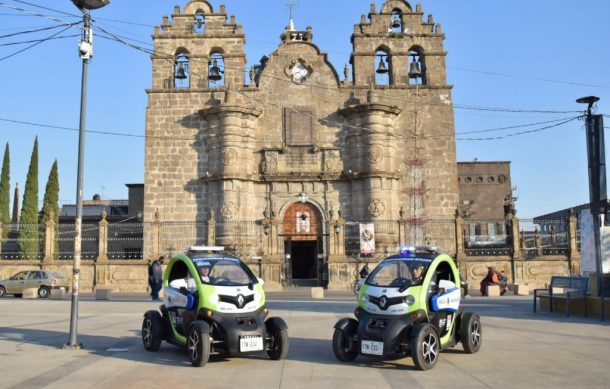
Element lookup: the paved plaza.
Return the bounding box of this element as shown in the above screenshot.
[1,291,609,389]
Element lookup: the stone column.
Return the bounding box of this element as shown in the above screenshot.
[43,213,55,264]
[207,210,216,246]
[510,216,523,283]
[455,211,465,260]
[97,210,108,263]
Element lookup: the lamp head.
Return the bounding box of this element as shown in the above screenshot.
[72,0,110,10]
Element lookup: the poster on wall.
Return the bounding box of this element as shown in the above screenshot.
[359,223,375,255]
[601,216,610,273]
[580,209,596,273]
[582,209,610,273]
[296,212,310,234]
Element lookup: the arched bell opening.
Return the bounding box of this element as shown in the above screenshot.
[174,51,190,88]
[408,47,426,85]
[193,11,206,34]
[208,52,225,87]
[390,9,403,33]
[375,49,392,86]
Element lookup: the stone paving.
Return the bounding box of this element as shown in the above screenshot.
[0,291,609,388]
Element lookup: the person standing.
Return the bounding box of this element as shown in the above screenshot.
[150,256,165,301]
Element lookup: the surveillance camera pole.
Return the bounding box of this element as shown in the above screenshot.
[66,0,108,350]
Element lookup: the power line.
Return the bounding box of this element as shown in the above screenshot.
[450,66,610,90]
[0,22,75,39]
[0,23,74,62]
[455,117,578,141]
[9,0,79,18]
[98,25,580,116]
[0,1,75,25]
[0,33,78,46]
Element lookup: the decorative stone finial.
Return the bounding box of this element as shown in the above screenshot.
[101,208,107,220]
[367,84,377,103]
[343,64,350,81]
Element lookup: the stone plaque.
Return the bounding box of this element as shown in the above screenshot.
[284,108,314,146]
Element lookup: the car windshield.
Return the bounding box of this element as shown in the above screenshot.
[192,257,256,287]
[11,271,28,280]
[365,258,431,288]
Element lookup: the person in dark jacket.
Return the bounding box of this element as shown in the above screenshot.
[150,256,165,301]
[359,263,370,279]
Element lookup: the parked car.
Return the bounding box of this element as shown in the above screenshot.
[142,246,289,367]
[332,246,482,370]
[0,270,70,298]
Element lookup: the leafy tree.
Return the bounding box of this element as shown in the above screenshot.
[40,160,59,257]
[18,137,39,259]
[0,143,9,240]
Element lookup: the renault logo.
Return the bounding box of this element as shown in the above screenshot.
[379,296,387,309]
[237,294,245,308]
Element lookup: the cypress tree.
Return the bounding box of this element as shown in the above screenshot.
[18,137,39,259]
[0,143,9,240]
[40,160,59,257]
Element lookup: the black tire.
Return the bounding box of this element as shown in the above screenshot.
[460,312,482,354]
[410,323,440,371]
[332,328,358,362]
[0,286,5,298]
[142,311,164,352]
[188,321,210,367]
[38,286,50,298]
[266,326,289,360]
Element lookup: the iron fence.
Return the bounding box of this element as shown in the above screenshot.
[0,217,575,260]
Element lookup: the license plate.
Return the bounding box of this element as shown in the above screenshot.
[361,340,383,355]
[240,335,263,352]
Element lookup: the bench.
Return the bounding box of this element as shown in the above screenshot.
[533,276,588,317]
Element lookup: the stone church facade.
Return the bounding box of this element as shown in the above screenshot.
[144,0,458,288]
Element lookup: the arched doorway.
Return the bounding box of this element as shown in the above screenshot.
[283,202,322,286]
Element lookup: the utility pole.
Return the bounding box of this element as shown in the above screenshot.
[65,0,110,350]
[577,95,606,320]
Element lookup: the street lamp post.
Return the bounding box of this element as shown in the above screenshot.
[65,0,110,350]
[577,95,606,321]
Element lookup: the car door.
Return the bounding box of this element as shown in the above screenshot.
[26,271,44,290]
[6,271,28,294]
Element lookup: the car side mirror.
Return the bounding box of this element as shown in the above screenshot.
[257,277,265,285]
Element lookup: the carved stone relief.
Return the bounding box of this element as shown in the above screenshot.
[221,201,239,220]
[369,199,385,217]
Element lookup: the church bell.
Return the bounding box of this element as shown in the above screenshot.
[408,60,422,79]
[376,57,389,74]
[208,59,222,81]
[175,63,187,80]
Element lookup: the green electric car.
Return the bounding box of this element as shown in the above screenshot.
[333,246,481,370]
[142,246,289,367]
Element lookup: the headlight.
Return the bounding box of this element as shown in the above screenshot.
[404,295,415,306]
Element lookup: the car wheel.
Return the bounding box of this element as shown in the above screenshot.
[142,311,164,352]
[266,326,289,360]
[460,312,482,353]
[332,329,358,362]
[410,323,440,371]
[188,321,210,367]
[0,286,5,298]
[38,286,50,298]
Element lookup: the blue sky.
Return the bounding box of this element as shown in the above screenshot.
[0,0,608,218]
